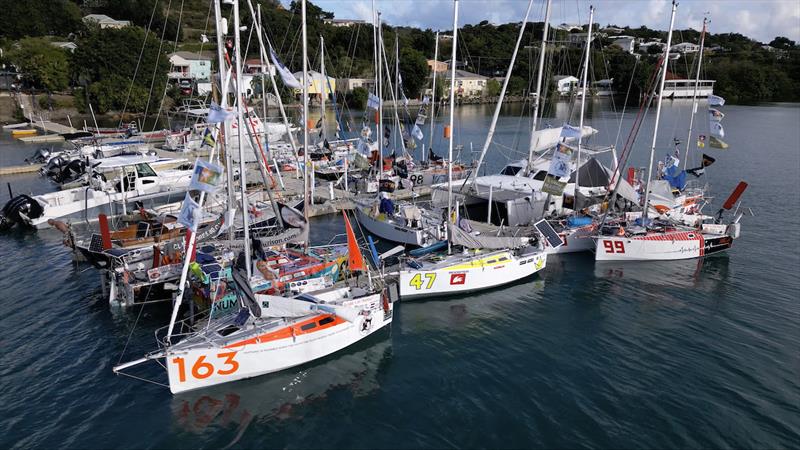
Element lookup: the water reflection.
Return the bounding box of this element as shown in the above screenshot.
[594,254,730,291]
[170,337,392,441]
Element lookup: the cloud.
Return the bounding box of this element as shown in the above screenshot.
[301,0,800,43]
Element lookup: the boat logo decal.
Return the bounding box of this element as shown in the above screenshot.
[449,273,466,285]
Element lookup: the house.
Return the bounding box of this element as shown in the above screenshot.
[569,33,589,47]
[168,51,213,81]
[553,75,579,96]
[51,42,77,53]
[601,26,625,35]
[611,36,636,54]
[442,69,488,97]
[556,23,583,32]
[82,14,131,29]
[427,60,448,73]
[323,18,366,27]
[639,40,666,54]
[292,70,336,98]
[244,58,276,76]
[336,77,375,94]
[670,42,700,53]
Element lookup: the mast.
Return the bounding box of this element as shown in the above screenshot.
[446,0,459,255]
[575,5,594,202]
[395,33,400,153]
[233,0,252,278]
[258,5,268,150]
[247,0,300,175]
[525,0,552,175]
[683,17,707,169]
[319,35,326,142]
[217,0,236,241]
[302,0,310,229]
[471,0,534,182]
[428,31,439,162]
[166,0,228,342]
[377,12,384,172]
[642,0,677,221]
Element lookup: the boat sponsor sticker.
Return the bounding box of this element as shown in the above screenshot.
[449,273,466,285]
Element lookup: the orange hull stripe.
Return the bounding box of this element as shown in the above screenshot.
[225,314,347,348]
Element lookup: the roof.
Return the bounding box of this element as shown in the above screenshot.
[553,75,579,82]
[444,69,487,80]
[83,14,129,24]
[169,51,213,61]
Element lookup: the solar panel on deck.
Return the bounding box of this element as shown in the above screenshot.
[534,219,564,249]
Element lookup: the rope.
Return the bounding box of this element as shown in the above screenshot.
[117,0,160,128]
[116,370,169,389]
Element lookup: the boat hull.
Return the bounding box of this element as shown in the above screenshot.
[545,225,595,254]
[595,230,733,261]
[354,205,427,246]
[399,250,546,299]
[166,293,392,394]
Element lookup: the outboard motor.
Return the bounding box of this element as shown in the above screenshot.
[0,195,44,231]
[26,147,52,164]
[41,155,67,178]
[54,159,88,184]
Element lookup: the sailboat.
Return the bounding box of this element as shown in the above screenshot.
[397,0,548,300]
[593,1,747,262]
[113,0,394,395]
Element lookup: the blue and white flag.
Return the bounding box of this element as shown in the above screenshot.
[708,108,724,121]
[189,158,224,194]
[207,101,232,124]
[708,94,725,106]
[710,120,725,138]
[411,124,424,140]
[269,46,301,89]
[177,193,201,232]
[560,124,582,139]
[422,95,430,105]
[367,93,380,110]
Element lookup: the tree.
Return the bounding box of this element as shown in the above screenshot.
[485,78,501,97]
[8,38,70,91]
[769,36,796,50]
[0,0,83,40]
[346,86,368,109]
[72,26,170,113]
[399,47,428,98]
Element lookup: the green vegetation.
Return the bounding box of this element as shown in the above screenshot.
[345,86,369,110]
[485,78,502,97]
[0,0,797,110]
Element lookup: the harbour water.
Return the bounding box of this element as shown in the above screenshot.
[0,102,798,448]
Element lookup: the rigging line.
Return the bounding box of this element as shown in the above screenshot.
[148,0,186,136]
[142,0,174,128]
[613,55,638,152]
[116,370,170,389]
[116,301,147,366]
[117,0,160,128]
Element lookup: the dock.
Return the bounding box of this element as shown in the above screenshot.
[0,164,41,175]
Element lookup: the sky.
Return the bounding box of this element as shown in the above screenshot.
[290,0,800,44]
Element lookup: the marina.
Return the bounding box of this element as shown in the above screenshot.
[0,0,799,448]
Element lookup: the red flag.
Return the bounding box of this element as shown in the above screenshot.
[343,213,366,272]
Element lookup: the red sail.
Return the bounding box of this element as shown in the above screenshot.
[723,182,748,210]
[343,213,366,272]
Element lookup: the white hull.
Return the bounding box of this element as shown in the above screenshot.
[594,229,733,261]
[544,225,595,254]
[399,249,546,299]
[165,291,392,394]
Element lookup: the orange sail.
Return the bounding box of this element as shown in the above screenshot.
[343,213,367,272]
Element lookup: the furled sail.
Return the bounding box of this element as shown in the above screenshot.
[447,221,532,250]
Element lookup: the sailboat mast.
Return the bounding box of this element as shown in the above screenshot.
[428,31,440,161]
[642,0,677,221]
[233,0,252,278]
[217,0,235,241]
[395,34,400,152]
[683,17,707,169]
[320,35,326,141]
[166,0,228,342]
[525,0,552,175]
[472,0,534,182]
[575,5,594,199]
[377,12,384,169]
[302,0,310,228]
[446,0,459,255]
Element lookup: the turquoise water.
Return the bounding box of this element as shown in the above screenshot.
[0,102,798,448]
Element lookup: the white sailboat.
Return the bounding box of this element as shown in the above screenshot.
[593,1,747,262]
[397,0,548,300]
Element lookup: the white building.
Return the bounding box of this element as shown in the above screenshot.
[336,77,375,93]
[553,75,579,96]
[671,42,700,53]
[569,33,589,47]
[292,70,336,98]
[323,18,366,27]
[661,79,715,98]
[82,14,131,29]
[611,36,636,54]
[443,69,488,97]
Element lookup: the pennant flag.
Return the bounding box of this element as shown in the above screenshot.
[422,95,430,105]
[367,93,380,110]
[207,101,232,124]
[560,124,582,139]
[708,108,725,121]
[709,135,729,149]
[701,153,716,167]
[343,213,367,272]
[710,120,725,138]
[547,143,573,179]
[177,193,201,232]
[189,158,224,193]
[662,154,687,190]
[708,94,725,106]
[201,127,215,148]
[269,46,301,89]
[411,124,424,140]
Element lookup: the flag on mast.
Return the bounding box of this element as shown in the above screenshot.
[269,46,301,89]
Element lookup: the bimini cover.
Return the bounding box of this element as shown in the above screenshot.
[569,157,609,187]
